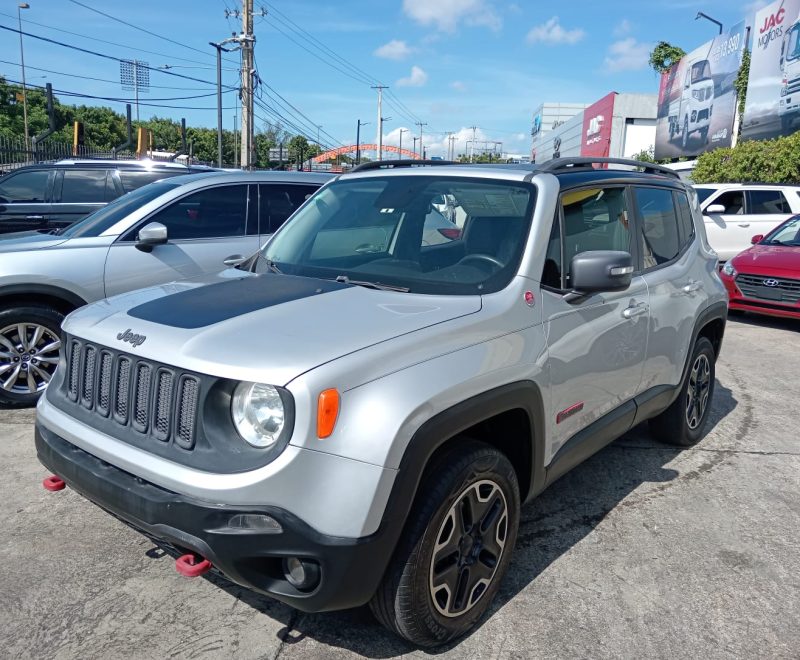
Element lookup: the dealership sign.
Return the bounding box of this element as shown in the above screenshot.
[581,92,616,159]
[742,0,800,140]
[654,21,746,160]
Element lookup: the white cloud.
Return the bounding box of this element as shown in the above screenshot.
[451,80,467,92]
[526,16,585,45]
[604,37,651,72]
[402,0,501,33]
[613,19,632,36]
[397,65,429,87]
[374,39,415,60]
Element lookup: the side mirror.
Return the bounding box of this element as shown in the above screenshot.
[135,222,168,252]
[706,204,726,214]
[565,250,633,302]
[751,234,764,244]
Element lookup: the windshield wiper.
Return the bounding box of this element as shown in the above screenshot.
[334,275,409,292]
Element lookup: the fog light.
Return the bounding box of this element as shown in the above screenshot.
[283,557,320,591]
[225,514,282,533]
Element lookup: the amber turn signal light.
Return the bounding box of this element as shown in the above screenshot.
[317,389,340,439]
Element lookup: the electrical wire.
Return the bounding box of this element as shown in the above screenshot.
[0,10,237,70]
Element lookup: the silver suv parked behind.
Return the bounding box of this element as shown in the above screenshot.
[36,158,727,647]
[0,170,331,406]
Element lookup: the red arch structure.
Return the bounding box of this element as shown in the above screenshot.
[312,144,420,163]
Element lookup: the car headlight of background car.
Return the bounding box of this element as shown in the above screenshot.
[722,262,736,277]
[232,382,287,448]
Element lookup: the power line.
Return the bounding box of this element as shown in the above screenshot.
[67,0,236,65]
[0,24,238,90]
[0,58,222,91]
[0,10,238,70]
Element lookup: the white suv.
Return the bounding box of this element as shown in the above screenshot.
[695,183,800,261]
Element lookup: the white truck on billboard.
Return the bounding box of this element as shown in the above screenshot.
[779,14,800,131]
[668,59,715,149]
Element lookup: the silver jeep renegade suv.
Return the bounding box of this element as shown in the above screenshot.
[36,158,727,647]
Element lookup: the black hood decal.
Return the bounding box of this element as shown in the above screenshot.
[126,273,348,329]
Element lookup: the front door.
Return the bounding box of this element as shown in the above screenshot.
[103,183,259,297]
[540,186,649,461]
[702,188,748,261]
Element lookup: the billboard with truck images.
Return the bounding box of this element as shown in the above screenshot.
[654,21,746,159]
[742,0,800,140]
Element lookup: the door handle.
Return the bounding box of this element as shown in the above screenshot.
[622,302,649,319]
[682,280,702,293]
[223,254,245,267]
[737,223,750,228]
[25,215,45,220]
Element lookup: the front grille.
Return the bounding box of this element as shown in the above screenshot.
[64,338,200,449]
[736,273,800,305]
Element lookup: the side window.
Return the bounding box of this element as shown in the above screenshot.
[561,187,632,288]
[541,212,562,288]
[144,185,248,240]
[634,187,682,268]
[0,170,49,203]
[746,189,791,214]
[60,170,108,203]
[675,192,695,244]
[711,190,744,214]
[259,184,318,234]
[119,171,173,193]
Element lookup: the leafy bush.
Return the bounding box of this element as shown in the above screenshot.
[692,132,800,183]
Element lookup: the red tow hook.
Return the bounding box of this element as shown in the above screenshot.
[42,475,66,491]
[175,553,212,577]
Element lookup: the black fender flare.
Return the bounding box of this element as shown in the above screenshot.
[0,283,88,311]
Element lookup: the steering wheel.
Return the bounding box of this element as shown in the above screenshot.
[456,254,505,270]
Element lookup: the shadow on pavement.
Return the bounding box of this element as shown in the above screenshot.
[181,379,739,657]
[727,312,799,333]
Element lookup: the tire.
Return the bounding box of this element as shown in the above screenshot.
[649,336,716,447]
[0,306,65,408]
[700,127,709,144]
[682,117,690,150]
[370,441,520,647]
[781,114,794,134]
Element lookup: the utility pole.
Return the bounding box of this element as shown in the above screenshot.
[445,132,454,160]
[412,136,418,158]
[469,126,478,162]
[416,121,427,160]
[210,40,234,168]
[240,0,255,169]
[316,125,322,153]
[398,128,408,160]
[372,85,388,160]
[356,119,369,165]
[17,2,30,157]
[233,112,238,168]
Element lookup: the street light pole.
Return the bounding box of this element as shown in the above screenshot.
[412,136,418,158]
[17,2,30,157]
[356,119,369,165]
[210,39,236,168]
[398,128,408,160]
[695,11,723,34]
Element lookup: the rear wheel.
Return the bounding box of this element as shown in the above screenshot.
[650,336,715,447]
[0,306,64,408]
[370,441,520,647]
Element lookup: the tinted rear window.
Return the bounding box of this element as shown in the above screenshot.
[119,170,179,193]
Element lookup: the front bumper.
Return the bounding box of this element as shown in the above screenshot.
[721,274,800,320]
[36,423,397,612]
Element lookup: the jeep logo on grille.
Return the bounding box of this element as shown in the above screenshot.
[763,279,780,287]
[116,329,147,347]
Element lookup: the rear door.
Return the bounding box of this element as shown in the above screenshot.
[0,168,53,234]
[744,188,794,241]
[50,169,113,230]
[103,183,259,297]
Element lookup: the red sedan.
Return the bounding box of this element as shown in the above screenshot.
[720,214,800,320]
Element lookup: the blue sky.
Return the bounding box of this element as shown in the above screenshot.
[0,0,767,157]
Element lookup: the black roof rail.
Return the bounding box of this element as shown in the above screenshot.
[538,157,681,180]
[349,159,456,173]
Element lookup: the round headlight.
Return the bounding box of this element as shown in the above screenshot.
[232,382,285,448]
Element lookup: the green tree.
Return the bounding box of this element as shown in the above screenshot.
[649,41,686,74]
[734,48,751,135]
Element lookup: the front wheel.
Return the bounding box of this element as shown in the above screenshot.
[370,441,520,647]
[649,336,716,447]
[0,306,65,408]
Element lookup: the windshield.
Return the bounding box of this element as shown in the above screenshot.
[60,180,182,238]
[691,60,712,84]
[764,215,800,245]
[788,26,800,62]
[694,187,715,204]
[258,175,535,295]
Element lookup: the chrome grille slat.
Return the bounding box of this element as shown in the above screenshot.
[62,339,201,451]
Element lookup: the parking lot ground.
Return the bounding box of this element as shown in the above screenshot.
[1,314,799,659]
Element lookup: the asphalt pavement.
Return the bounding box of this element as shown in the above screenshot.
[1,314,798,659]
